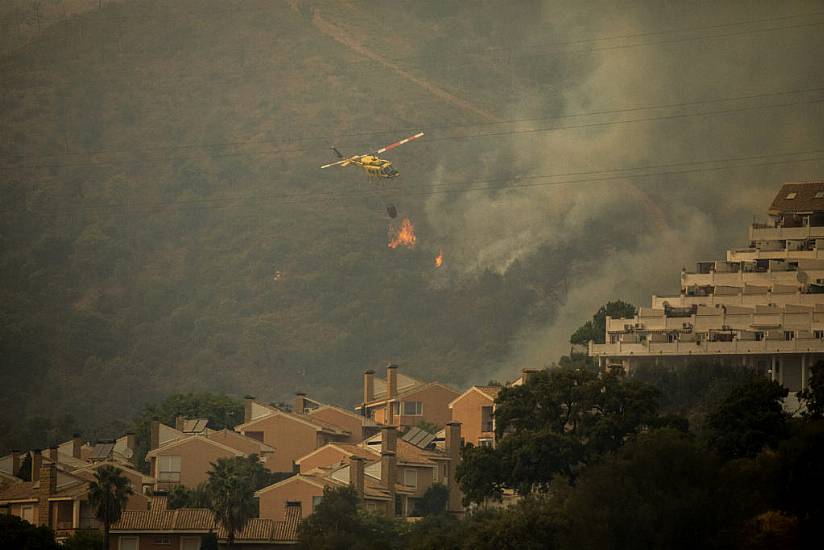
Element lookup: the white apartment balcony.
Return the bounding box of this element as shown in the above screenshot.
[590,338,824,357]
[652,292,824,309]
[749,224,824,242]
[728,248,824,262]
[681,270,801,289]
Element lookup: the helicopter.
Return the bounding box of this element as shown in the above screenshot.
[321,132,424,218]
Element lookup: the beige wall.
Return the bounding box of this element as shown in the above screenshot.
[399,464,436,498]
[109,534,203,550]
[309,408,365,443]
[397,385,460,428]
[207,430,275,469]
[152,438,238,489]
[450,390,495,447]
[239,414,320,472]
[258,478,322,521]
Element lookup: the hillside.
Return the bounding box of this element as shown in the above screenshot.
[0,0,580,446]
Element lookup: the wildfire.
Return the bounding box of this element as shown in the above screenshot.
[434,250,444,268]
[388,217,417,249]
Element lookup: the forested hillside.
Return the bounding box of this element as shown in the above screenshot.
[0,0,582,448]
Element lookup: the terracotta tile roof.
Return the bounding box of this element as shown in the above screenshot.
[114,510,176,531]
[395,439,443,466]
[476,385,502,399]
[275,504,302,541]
[175,508,215,530]
[333,443,378,461]
[769,182,824,214]
[151,495,168,511]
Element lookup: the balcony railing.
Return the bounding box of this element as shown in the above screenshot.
[590,339,824,356]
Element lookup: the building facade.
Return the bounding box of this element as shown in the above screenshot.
[590,182,824,395]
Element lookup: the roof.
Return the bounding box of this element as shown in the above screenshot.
[449,385,500,408]
[769,182,824,214]
[145,435,246,460]
[0,476,90,503]
[206,428,276,453]
[308,404,380,427]
[359,381,460,409]
[295,443,376,466]
[112,507,300,543]
[234,408,350,436]
[361,434,443,466]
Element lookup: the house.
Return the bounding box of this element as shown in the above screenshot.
[0,449,148,541]
[589,182,824,402]
[449,385,501,447]
[355,364,461,429]
[305,401,382,444]
[108,505,301,549]
[234,399,352,473]
[258,423,465,520]
[145,434,245,491]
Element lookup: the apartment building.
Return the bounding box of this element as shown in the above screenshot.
[590,182,824,395]
[355,364,460,429]
[449,385,500,447]
[234,398,352,473]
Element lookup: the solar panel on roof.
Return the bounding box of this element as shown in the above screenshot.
[409,431,428,446]
[418,433,436,448]
[90,442,114,460]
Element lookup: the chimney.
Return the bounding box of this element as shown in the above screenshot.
[349,456,365,497]
[31,449,43,482]
[381,425,397,454]
[445,422,463,514]
[47,445,58,465]
[38,461,57,527]
[294,392,307,414]
[244,395,255,424]
[387,364,398,400]
[381,451,397,517]
[150,417,160,451]
[72,433,82,459]
[125,432,136,458]
[11,450,21,477]
[363,370,375,404]
[175,415,185,432]
[292,461,300,475]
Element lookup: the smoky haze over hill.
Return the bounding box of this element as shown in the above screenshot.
[1,0,823,446]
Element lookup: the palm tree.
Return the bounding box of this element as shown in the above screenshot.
[206,457,257,549]
[87,465,134,550]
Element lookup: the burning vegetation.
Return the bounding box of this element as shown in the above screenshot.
[388,217,417,249]
[435,250,444,268]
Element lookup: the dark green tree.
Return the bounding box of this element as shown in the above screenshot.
[417,483,449,516]
[88,466,134,550]
[456,444,503,504]
[0,514,59,550]
[569,300,637,345]
[459,494,568,550]
[206,457,257,548]
[705,377,789,460]
[798,360,824,418]
[62,529,104,550]
[200,531,219,550]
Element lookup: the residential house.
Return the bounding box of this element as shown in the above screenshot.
[0,449,148,541]
[234,399,352,473]
[449,385,501,447]
[108,506,300,549]
[146,434,245,492]
[355,364,460,429]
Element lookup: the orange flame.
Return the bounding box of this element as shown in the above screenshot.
[388,217,417,249]
[435,250,444,268]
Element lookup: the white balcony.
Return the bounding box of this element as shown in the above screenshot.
[590,338,824,357]
[749,225,824,241]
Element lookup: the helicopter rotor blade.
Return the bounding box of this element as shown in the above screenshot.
[321,155,362,169]
[374,132,424,155]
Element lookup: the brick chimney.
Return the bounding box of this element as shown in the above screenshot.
[294,392,307,414]
[47,445,58,465]
[381,450,397,517]
[38,461,56,527]
[244,395,255,424]
[125,432,136,459]
[381,425,397,454]
[175,415,185,432]
[363,370,375,404]
[72,433,82,459]
[445,422,463,514]
[386,364,398,426]
[150,417,160,451]
[31,449,43,482]
[349,456,365,497]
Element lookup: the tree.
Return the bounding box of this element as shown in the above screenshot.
[705,377,789,460]
[87,466,134,550]
[166,482,210,509]
[798,360,824,418]
[206,457,257,548]
[0,514,59,550]
[569,300,637,345]
[417,483,449,516]
[200,531,219,550]
[62,529,104,550]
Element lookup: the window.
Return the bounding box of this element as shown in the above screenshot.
[402,401,422,416]
[786,192,797,199]
[312,496,323,511]
[815,331,824,339]
[152,536,171,545]
[20,505,34,523]
[180,537,201,550]
[785,331,795,341]
[403,468,418,489]
[157,455,181,482]
[118,537,139,550]
[481,406,494,432]
[478,438,494,448]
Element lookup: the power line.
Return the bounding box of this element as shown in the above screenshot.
[7,149,824,216]
[4,92,823,172]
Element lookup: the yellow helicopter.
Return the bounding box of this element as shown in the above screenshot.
[321,132,424,218]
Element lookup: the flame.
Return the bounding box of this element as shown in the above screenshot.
[435,250,444,268]
[388,217,417,249]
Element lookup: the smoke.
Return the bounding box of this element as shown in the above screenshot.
[424,0,824,380]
